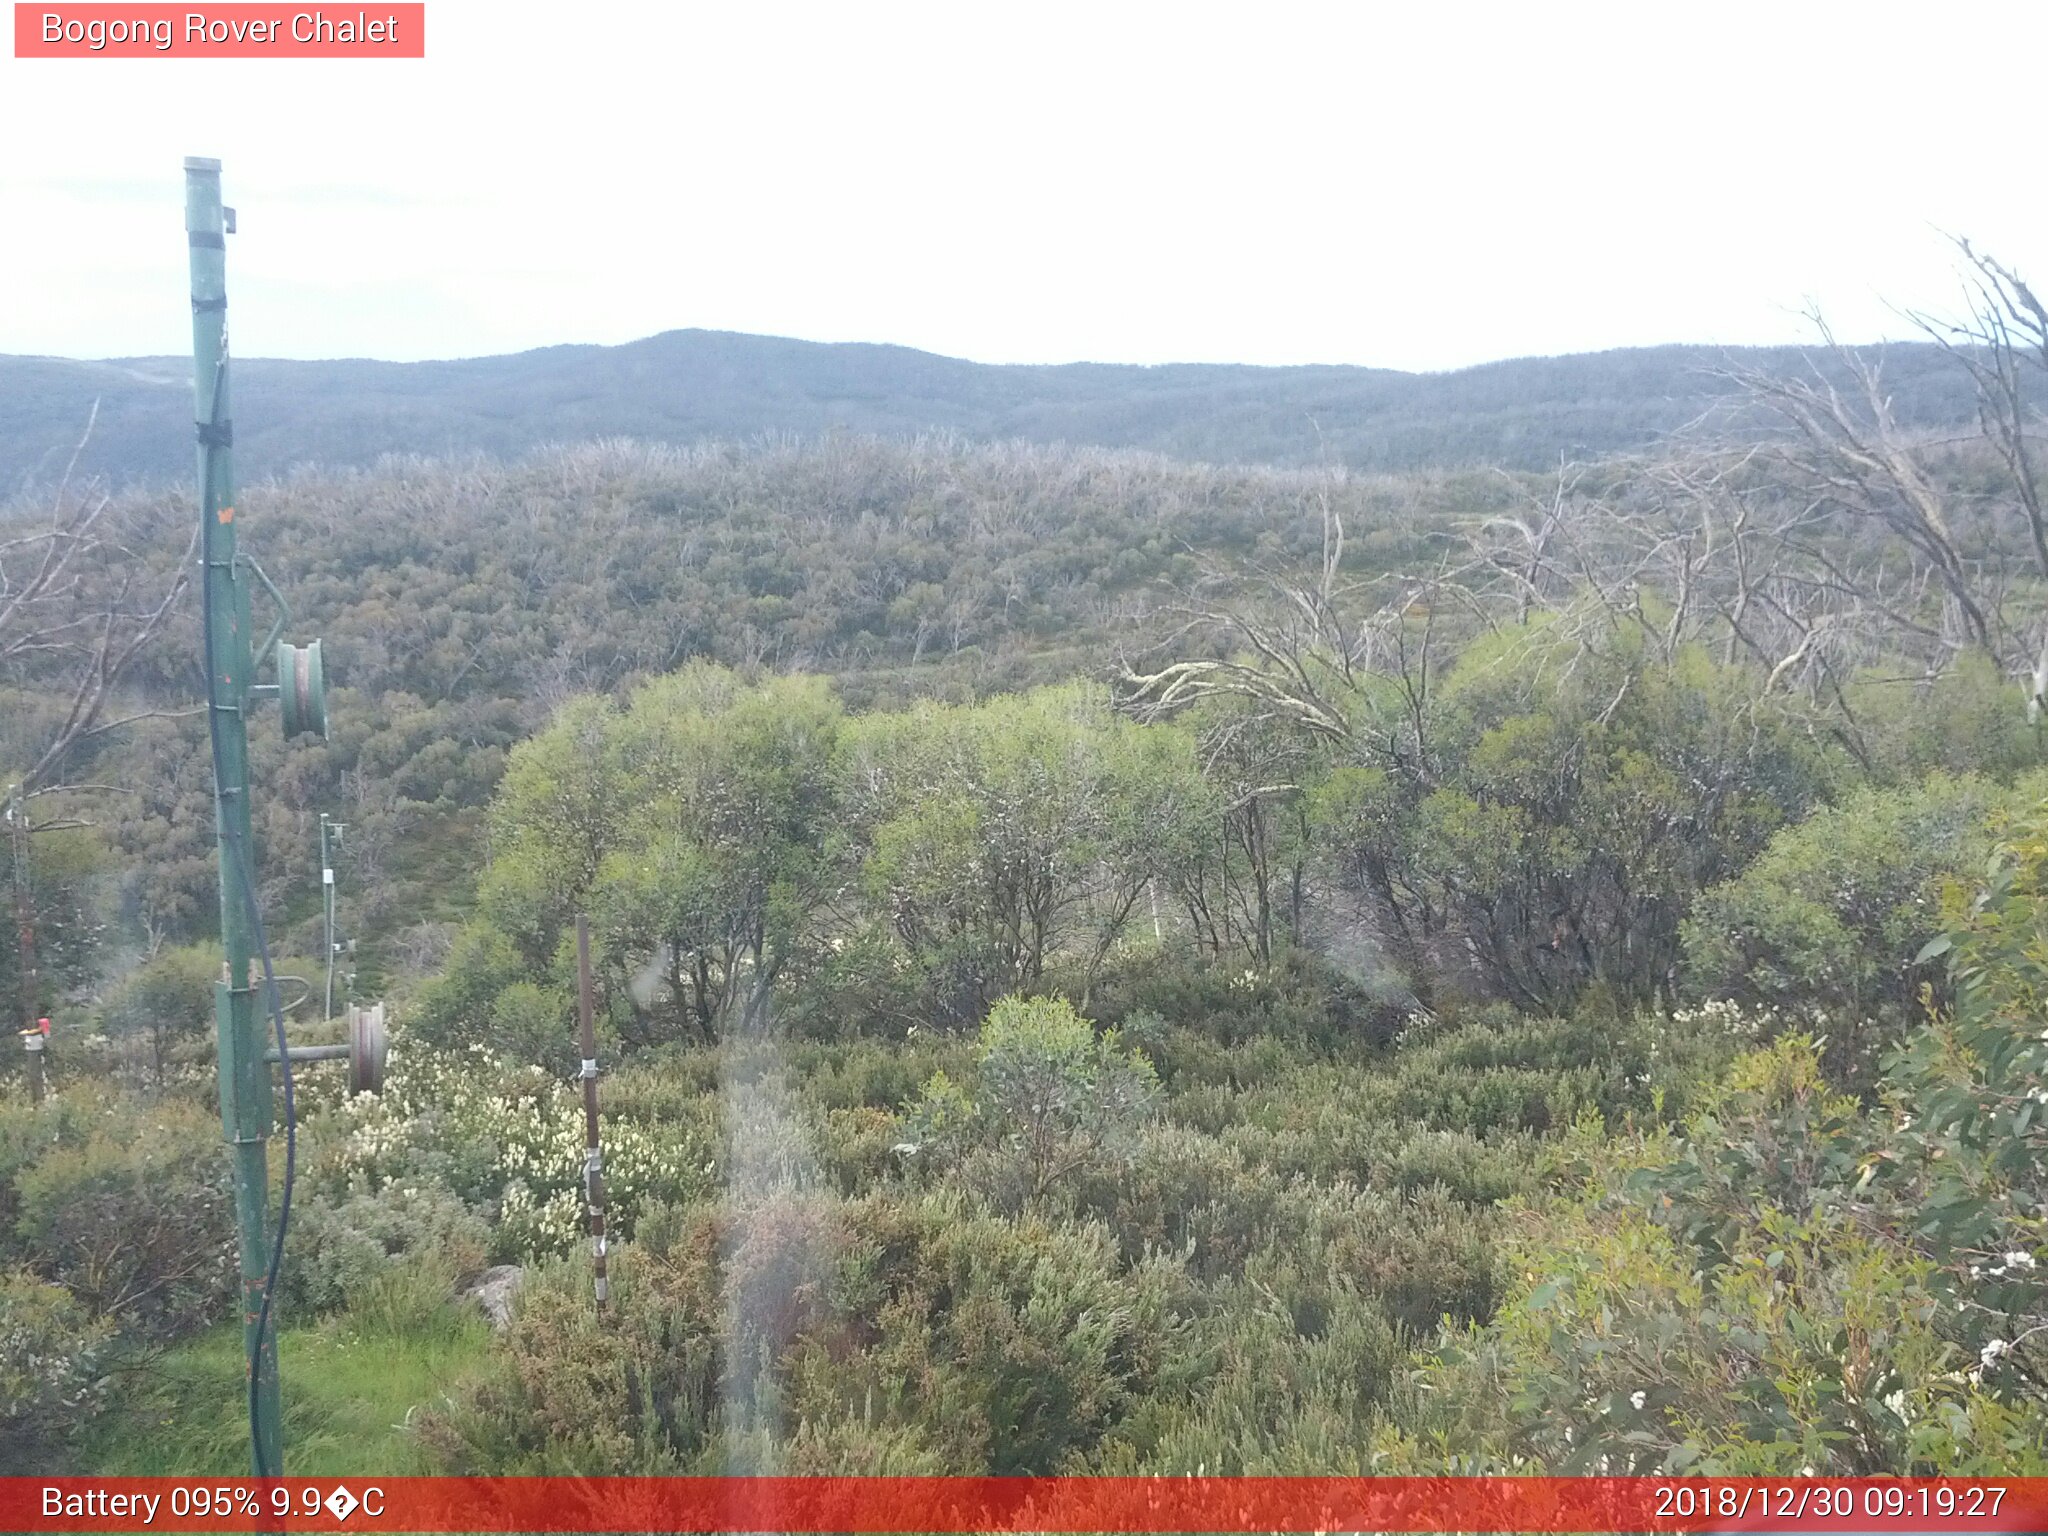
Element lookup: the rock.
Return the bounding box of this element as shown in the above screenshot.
[460,1264,524,1329]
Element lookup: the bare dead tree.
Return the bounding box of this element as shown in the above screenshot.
[3,412,196,1030]
[1716,314,2012,669]
[1123,426,1949,789]
[1911,237,2048,715]
[1112,258,2048,1006]
[2,410,198,798]
[1120,483,1503,758]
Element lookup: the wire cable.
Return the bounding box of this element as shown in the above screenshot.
[198,358,297,1479]
[234,835,296,1480]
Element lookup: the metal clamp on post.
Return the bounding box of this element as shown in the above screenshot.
[231,553,327,740]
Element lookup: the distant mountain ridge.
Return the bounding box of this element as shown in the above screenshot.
[0,328,1990,490]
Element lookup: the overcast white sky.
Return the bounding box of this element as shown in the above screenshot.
[1,1,2040,372]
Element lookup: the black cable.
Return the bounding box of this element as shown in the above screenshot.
[198,357,297,1478]
[234,834,296,1479]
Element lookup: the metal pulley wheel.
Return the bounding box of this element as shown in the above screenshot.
[347,1001,387,1095]
[278,639,328,739]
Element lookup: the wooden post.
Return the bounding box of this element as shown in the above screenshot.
[8,788,40,1047]
[575,914,609,1314]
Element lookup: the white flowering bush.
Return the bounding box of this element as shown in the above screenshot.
[1666,997,1775,1042]
[1650,997,1882,1119]
[1666,997,1885,1054]
[322,1042,716,1260]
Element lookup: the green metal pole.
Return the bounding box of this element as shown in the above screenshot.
[186,155,282,1477]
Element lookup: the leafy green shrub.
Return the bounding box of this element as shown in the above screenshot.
[484,981,580,1077]
[424,1187,1178,1477]
[0,1269,112,1473]
[0,1090,109,1261]
[604,1049,722,1115]
[1078,1118,1498,1332]
[901,996,1157,1207]
[0,824,107,1030]
[1405,1004,1640,1075]
[628,1198,697,1262]
[1243,1180,1496,1337]
[1095,1269,1400,1474]
[1379,1128,1530,1205]
[775,1415,950,1474]
[814,1106,899,1195]
[1637,1000,1751,1120]
[282,1183,490,1315]
[1113,1016,1304,1095]
[1849,652,2046,784]
[720,1076,827,1195]
[1392,1063,1580,1134]
[1632,1035,1865,1267]
[403,922,530,1055]
[1384,1026,2048,1476]
[787,1037,969,1113]
[1087,950,1403,1052]
[1080,1123,1287,1277]
[94,944,216,1089]
[1315,631,1830,1013]
[1403,1192,1956,1473]
[1874,806,2048,1417]
[416,1241,717,1473]
[11,1099,232,1336]
[846,1200,1162,1474]
[1205,1063,1531,1205]
[719,1189,851,1444]
[1682,773,2024,1079]
[1328,1185,1497,1333]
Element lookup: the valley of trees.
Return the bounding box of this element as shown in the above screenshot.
[3,280,2047,1477]
[0,329,2007,487]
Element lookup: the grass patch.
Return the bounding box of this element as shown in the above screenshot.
[83,1299,491,1475]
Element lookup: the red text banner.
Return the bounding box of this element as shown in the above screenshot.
[5,1476,2047,1533]
[14,4,424,57]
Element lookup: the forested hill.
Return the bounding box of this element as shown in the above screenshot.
[0,329,1988,487]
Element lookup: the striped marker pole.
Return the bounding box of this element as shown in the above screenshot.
[574,914,608,1313]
